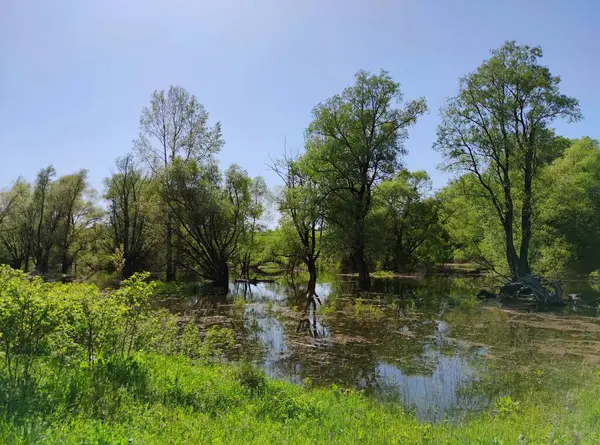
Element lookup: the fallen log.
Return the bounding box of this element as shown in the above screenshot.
[498,274,565,306]
[234,277,275,285]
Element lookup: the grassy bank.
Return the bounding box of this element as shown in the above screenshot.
[1,353,599,444]
[0,266,599,444]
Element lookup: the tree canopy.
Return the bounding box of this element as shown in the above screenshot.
[0,42,596,295]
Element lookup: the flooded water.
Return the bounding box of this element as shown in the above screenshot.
[159,275,600,421]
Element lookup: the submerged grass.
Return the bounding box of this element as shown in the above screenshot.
[1,354,598,444]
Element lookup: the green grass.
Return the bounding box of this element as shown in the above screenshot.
[0,354,598,444]
[370,270,418,278]
[0,267,599,444]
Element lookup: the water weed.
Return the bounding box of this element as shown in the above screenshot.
[352,298,385,321]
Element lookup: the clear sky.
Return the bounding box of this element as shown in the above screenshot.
[1,0,598,194]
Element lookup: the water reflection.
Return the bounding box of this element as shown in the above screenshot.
[375,347,483,421]
[296,309,328,338]
[160,275,600,421]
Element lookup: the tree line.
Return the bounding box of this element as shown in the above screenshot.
[1,41,598,290]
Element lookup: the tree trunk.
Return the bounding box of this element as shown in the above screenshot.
[174,223,182,281]
[305,257,321,309]
[340,255,354,274]
[212,259,229,289]
[241,253,251,280]
[505,234,519,281]
[61,250,70,275]
[353,249,370,290]
[519,157,533,278]
[307,259,317,296]
[37,252,50,275]
[122,257,135,279]
[165,214,174,282]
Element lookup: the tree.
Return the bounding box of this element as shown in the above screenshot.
[237,176,268,279]
[54,170,99,274]
[304,70,426,288]
[0,180,31,270]
[30,166,61,274]
[135,86,223,281]
[435,41,581,281]
[438,174,506,272]
[105,155,157,279]
[271,151,325,306]
[536,138,600,276]
[164,160,250,287]
[372,171,447,271]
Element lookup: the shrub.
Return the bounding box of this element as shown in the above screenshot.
[203,325,235,359]
[0,267,61,385]
[236,361,267,394]
[179,319,204,359]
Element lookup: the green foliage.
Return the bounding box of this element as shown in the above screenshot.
[236,361,267,394]
[371,170,451,271]
[436,41,581,279]
[105,155,159,279]
[177,321,236,361]
[536,138,600,275]
[317,297,337,316]
[179,320,204,359]
[236,176,270,277]
[494,395,521,419]
[438,174,507,271]
[303,70,427,281]
[0,267,61,384]
[202,325,235,360]
[0,166,99,276]
[448,292,479,311]
[164,159,255,285]
[0,266,598,443]
[441,137,600,279]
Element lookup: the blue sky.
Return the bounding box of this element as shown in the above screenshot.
[1,0,598,194]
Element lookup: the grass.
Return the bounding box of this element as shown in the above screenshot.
[1,267,599,444]
[370,270,419,279]
[1,354,598,444]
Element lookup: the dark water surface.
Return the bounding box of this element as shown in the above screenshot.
[159,275,600,421]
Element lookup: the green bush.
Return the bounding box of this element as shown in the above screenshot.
[236,361,267,394]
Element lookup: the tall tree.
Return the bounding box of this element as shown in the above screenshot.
[30,166,61,274]
[55,170,99,274]
[0,180,31,270]
[435,41,581,280]
[305,70,426,288]
[272,151,325,306]
[164,160,250,287]
[237,176,268,280]
[134,86,223,281]
[105,155,156,279]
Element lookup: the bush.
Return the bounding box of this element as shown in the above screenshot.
[179,319,204,359]
[203,325,235,359]
[0,267,61,386]
[236,361,267,394]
